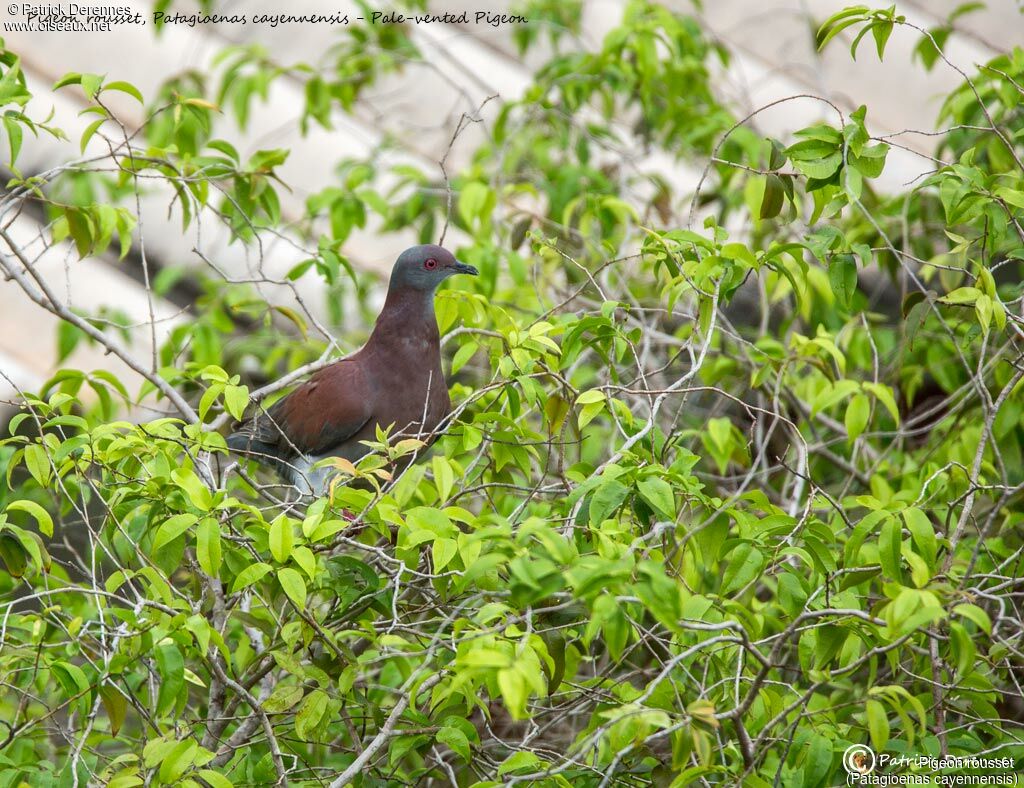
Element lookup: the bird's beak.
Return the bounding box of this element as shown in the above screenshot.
[453,260,478,276]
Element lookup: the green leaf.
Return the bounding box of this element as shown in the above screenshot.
[53,72,83,90]
[50,660,91,718]
[170,467,213,511]
[777,572,808,616]
[905,297,930,349]
[498,750,543,776]
[432,537,458,572]
[707,417,732,453]
[850,510,885,557]
[24,443,52,486]
[866,699,889,750]
[871,20,893,59]
[793,153,843,180]
[977,267,996,298]
[269,515,294,563]
[263,684,305,713]
[994,186,1024,211]
[103,80,143,103]
[80,118,105,153]
[721,543,764,596]
[199,383,223,421]
[155,643,184,715]
[953,603,991,634]
[588,479,630,526]
[436,724,472,762]
[152,513,197,552]
[196,771,234,788]
[6,500,53,538]
[878,516,903,581]
[845,393,870,442]
[902,508,937,568]
[829,255,858,309]
[497,667,528,719]
[0,533,29,577]
[295,689,328,740]
[231,562,272,593]
[940,286,981,305]
[99,685,128,736]
[863,383,900,425]
[79,73,103,99]
[812,379,860,417]
[901,292,926,319]
[278,567,307,609]
[760,174,785,219]
[948,621,975,678]
[3,113,23,166]
[432,454,455,501]
[223,385,249,421]
[904,547,931,588]
[636,476,675,519]
[975,294,993,334]
[196,517,222,577]
[272,305,308,340]
[578,400,605,429]
[458,181,495,228]
[803,734,832,785]
[576,388,607,405]
[816,7,869,50]
[159,739,197,784]
[575,388,606,429]
[248,148,289,172]
[292,545,317,579]
[451,341,478,375]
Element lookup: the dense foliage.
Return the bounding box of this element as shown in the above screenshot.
[1,2,1023,785]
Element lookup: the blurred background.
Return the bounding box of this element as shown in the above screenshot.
[2,0,1021,405]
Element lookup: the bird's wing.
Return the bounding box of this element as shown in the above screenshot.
[230,357,374,459]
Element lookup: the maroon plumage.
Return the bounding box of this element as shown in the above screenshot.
[227,244,477,493]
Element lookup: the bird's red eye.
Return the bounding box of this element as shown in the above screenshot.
[424,258,438,269]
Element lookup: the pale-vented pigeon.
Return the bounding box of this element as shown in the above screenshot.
[227,244,477,494]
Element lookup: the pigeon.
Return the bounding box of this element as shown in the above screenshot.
[227,244,478,495]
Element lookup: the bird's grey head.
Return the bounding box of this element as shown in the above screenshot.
[388,244,478,292]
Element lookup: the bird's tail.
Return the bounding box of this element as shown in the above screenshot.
[226,431,287,471]
[226,431,272,454]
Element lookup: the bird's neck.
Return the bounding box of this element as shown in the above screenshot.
[366,286,440,354]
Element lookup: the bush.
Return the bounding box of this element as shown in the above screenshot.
[0,3,1022,785]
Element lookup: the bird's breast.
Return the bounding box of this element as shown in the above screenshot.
[372,353,449,433]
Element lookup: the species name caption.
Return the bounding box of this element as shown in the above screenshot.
[152,10,530,27]
[3,5,528,27]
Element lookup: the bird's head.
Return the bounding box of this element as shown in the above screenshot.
[388,244,478,292]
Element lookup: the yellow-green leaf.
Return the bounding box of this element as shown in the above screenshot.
[224,385,249,421]
[953,603,991,634]
[432,537,458,572]
[24,444,52,487]
[269,515,294,563]
[7,500,53,538]
[901,508,936,568]
[866,699,889,750]
[231,562,272,593]
[845,393,870,442]
[863,383,900,425]
[153,514,197,552]
[196,517,221,577]
[939,286,981,305]
[278,567,307,609]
